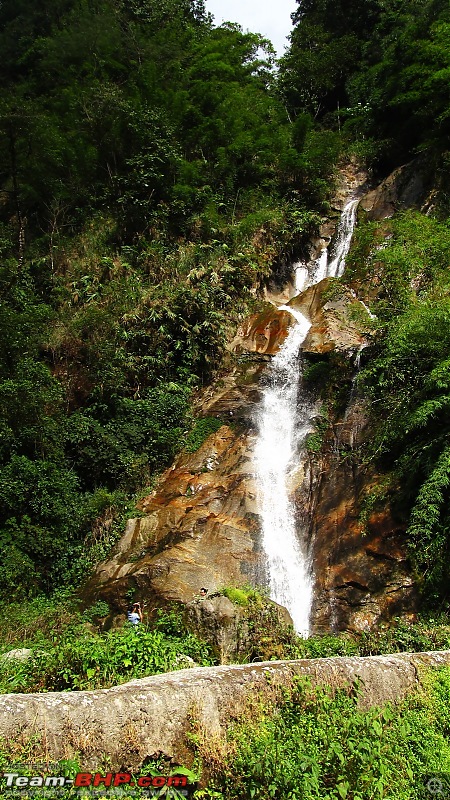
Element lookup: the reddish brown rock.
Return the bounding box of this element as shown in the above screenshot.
[230,280,370,358]
[308,399,416,633]
[82,424,265,624]
[229,306,292,355]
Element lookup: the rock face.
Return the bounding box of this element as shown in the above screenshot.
[230,280,369,358]
[310,397,416,633]
[83,423,265,627]
[83,277,387,635]
[360,157,435,219]
[0,652,449,769]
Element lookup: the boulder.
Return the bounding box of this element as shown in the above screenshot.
[0,648,33,662]
[185,594,294,663]
[185,595,247,664]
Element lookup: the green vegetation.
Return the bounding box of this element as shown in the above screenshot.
[195,669,450,799]
[280,0,450,172]
[3,593,450,696]
[0,744,197,800]
[185,417,224,453]
[337,212,450,605]
[0,0,448,638]
[0,600,214,693]
[0,0,340,599]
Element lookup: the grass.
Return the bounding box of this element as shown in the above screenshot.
[193,669,450,799]
[0,599,214,693]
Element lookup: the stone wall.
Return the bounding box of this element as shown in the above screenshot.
[0,652,449,769]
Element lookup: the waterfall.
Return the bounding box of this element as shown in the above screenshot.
[254,307,314,636]
[327,197,360,277]
[294,196,360,292]
[255,196,360,635]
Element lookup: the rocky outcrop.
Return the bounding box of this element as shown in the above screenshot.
[228,306,292,356]
[360,157,436,220]
[82,163,421,639]
[185,594,292,662]
[0,652,449,769]
[310,397,416,633]
[82,423,265,630]
[82,276,381,636]
[230,280,370,358]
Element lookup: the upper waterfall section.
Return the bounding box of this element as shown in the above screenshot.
[294,197,360,295]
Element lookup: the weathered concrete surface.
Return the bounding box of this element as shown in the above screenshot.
[0,652,449,769]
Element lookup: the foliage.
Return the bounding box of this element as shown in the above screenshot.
[281,0,450,169]
[346,213,450,604]
[0,602,214,693]
[195,669,450,799]
[357,617,450,657]
[0,734,197,800]
[218,585,261,607]
[0,0,344,603]
[185,417,224,453]
[3,594,450,701]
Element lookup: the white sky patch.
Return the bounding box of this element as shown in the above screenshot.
[205,0,297,57]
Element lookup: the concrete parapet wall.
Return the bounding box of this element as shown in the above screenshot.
[1,651,450,769]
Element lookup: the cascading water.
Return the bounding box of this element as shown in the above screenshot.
[254,307,314,636]
[327,197,360,278]
[294,196,360,293]
[255,196,360,635]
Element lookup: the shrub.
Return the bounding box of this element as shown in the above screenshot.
[196,670,450,799]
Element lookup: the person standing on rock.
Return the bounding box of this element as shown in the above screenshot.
[127,602,143,626]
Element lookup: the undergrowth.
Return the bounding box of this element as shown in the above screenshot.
[0,601,214,693]
[2,591,450,695]
[194,670,450,799]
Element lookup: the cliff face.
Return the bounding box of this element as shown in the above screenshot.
[309,396,416,633]
[82,163,430,634]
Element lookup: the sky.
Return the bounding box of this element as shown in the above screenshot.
[205,0,298,57]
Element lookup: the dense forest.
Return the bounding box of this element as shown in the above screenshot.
[0,0,449,612]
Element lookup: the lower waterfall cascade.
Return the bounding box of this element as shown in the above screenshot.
[254,196,361,635]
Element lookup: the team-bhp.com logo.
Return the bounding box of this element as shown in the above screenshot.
[1,772,193,795]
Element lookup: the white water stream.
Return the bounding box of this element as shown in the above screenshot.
[294,197,360,294]
[254,196,360,635]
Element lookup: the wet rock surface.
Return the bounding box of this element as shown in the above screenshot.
[230,280,369,358]
[309,398,416,633]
